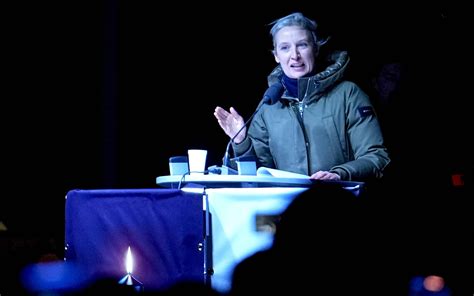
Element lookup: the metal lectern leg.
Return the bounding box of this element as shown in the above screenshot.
[202,190,213,287]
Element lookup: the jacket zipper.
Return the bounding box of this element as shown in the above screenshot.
[291,103,311,175]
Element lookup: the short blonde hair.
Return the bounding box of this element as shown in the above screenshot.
[269,12,328,52]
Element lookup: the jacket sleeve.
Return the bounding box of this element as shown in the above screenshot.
[330,83,391,180]
[232,109,275,168]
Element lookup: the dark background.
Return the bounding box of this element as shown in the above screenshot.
[1,1,470,291]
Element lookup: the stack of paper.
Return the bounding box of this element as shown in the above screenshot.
[256,167,309,179]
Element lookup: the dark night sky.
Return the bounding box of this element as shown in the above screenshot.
[2,3,470,235]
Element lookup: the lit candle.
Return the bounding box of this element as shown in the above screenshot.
[118,246,144,292]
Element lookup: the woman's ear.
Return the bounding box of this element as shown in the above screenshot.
[313,46,319,58]
[273,50,280,63]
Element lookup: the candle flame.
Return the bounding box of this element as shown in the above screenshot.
[125,246,133,274]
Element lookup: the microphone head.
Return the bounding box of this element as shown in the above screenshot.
[263,82,284,104]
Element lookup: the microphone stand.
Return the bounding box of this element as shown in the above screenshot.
[220,82,283,175]
[221,124,247,175]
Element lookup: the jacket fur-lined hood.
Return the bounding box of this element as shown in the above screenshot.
[267,50,350,102]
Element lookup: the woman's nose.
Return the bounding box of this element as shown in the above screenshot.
[291,49,300,59]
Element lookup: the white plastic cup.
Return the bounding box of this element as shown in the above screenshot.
[187,149,208,175]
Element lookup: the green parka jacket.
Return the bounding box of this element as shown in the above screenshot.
[233,51,390,181]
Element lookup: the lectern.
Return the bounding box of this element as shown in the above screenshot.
[156,174,363,293]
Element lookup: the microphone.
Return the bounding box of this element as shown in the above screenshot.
[222,82,284,170]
